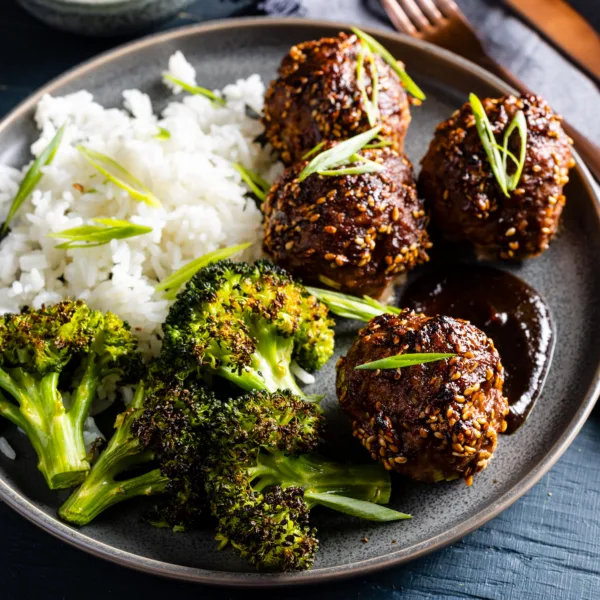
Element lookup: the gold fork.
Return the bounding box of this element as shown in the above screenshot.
[379,0,600,181]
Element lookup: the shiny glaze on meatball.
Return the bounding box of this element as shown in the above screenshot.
[336,311,509,484]
[419,94,574,260]
[263,32,412,165]
[262,147,431,299]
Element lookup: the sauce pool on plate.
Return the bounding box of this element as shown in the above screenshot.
[400,265,554,433]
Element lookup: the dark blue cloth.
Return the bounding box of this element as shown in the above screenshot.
[0,2,599,599]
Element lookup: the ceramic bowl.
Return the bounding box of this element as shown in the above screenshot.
[16,0,195,36]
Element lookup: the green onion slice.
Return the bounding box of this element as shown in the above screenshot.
[163,73,226,106]
[1,124,66,236]
[302,141,326,160]
[355,352,456,371]
[304,491,411,522]
[298,126,383,182]
[352,28,426,101]
[469,93,528,197]
[364,137,393,149]
[155,242,252,300]
[469,94,509,196]
[154,127,171,141]
[357,41,380,127]
[232,164,270,202]
[77,145,162,208]
[48,218,152,250]
[503,109,528,191]
[306,287,400,322]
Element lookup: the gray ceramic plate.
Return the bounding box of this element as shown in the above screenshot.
[0,18,599,588]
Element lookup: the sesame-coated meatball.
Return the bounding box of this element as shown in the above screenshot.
[336,311,509,485]
[419,94,574,260]
[262,147,432,299]
[263,32,412,165]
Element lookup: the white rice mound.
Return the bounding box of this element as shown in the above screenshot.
[0,52,281,358]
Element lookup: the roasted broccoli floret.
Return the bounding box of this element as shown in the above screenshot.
[59,381,169,526]
[161,259,335,400]
[201,390,409,572]
[59,380,321,528]
[60,372,215,528]
[134,387,325,531]
[0,301,141,489]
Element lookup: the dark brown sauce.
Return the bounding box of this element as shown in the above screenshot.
[400,266,554,433]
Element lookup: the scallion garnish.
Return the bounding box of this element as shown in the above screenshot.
[1,124,66,237]
[355,353,456,371]
[306,287,400,322]
[154,127,171,141]
[364,137,393,150]
[469,93,528,197]
[162,73,226,107]
[155,242,252,300]
[233,164,270,202]
[48,218,152,250]
[304,491,411,521]
[77,146,162,208]
[302,141,326,160]
[297,126,383,182]
[352,28,426,101]
[503,109,528,192]
[356,41,379,127]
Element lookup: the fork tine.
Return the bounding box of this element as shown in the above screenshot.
[432,0,460,18]
[414,0,444,23]
[379,0,419,35]
[398,0,431,30]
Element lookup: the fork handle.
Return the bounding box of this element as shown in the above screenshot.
[474,53,600,182]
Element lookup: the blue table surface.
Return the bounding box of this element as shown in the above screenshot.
[1,2,599,599]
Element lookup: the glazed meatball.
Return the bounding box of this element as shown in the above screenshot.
[336,311,509,484]
[263,32,412,165]
[262,146,431,299]
[419,94,574,260]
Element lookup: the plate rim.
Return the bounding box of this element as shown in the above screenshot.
[0,16,599,588]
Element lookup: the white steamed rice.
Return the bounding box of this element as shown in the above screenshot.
[0,51,281,360]
[0,437,16,460]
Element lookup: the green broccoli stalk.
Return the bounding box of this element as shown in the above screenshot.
[59,382,169,526]
[161,259,335,400]
[247,451,392,504]
[0,301,141,489]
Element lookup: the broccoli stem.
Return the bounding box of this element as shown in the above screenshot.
[248,452,392,505]
[59,384,169,526]
[218,322,308,399]
[0,367,92,489]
